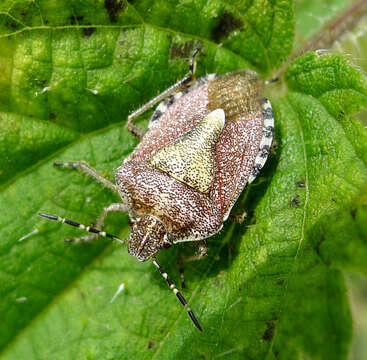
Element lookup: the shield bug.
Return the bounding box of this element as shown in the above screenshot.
[39,49,274,331]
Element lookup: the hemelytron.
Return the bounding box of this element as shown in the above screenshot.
[39,49,274,331]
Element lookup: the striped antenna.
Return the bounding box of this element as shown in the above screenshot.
[38,213,125,244]
[152,258,202,331]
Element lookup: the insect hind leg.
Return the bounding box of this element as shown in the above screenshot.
[125,48,200,139]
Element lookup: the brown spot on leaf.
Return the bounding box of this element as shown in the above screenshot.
[70,15,84,25]
[170,41,194,59]
[212,12,243,42]
[289,194,300,207]
[262,321,275,341]
[83,27,96,38]
[316,234,325,256]
[105,0,125,22]
[5,19,20,30]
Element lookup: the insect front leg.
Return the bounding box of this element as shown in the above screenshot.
[54,161,119,193]
[126,48,200,139]
[178,240,207,288]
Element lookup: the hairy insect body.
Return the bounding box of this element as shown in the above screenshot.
[40,60,274,331]
[116,70,273,262]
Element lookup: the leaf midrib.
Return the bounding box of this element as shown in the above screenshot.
[1,0,275,74]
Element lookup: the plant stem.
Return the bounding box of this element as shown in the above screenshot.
[293,0,367,58]
[275,0,367,78]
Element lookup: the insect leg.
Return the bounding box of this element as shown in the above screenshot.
[229,209,248,224]
[126,48,200,139]
[38,212,126,244]
[264,77,279,85]
[152,258,202,331]
[53,161,118,193]
[180,241,207,263]
[178,241,207,288]
[63,203,128,243]
[94,203,128,228]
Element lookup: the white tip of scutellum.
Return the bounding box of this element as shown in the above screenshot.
[205,108,225,127]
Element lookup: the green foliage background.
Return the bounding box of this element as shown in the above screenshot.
[0,0,366,359]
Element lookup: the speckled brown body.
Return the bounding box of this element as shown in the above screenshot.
[116,69,273,259]
[39,68,274,331]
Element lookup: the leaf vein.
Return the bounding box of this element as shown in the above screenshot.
[265,98,310,358]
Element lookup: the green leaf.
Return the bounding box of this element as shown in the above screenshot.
[267,52,367,359]
[0,1,367,359]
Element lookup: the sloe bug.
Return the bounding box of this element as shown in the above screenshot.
[39,49,274,331]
